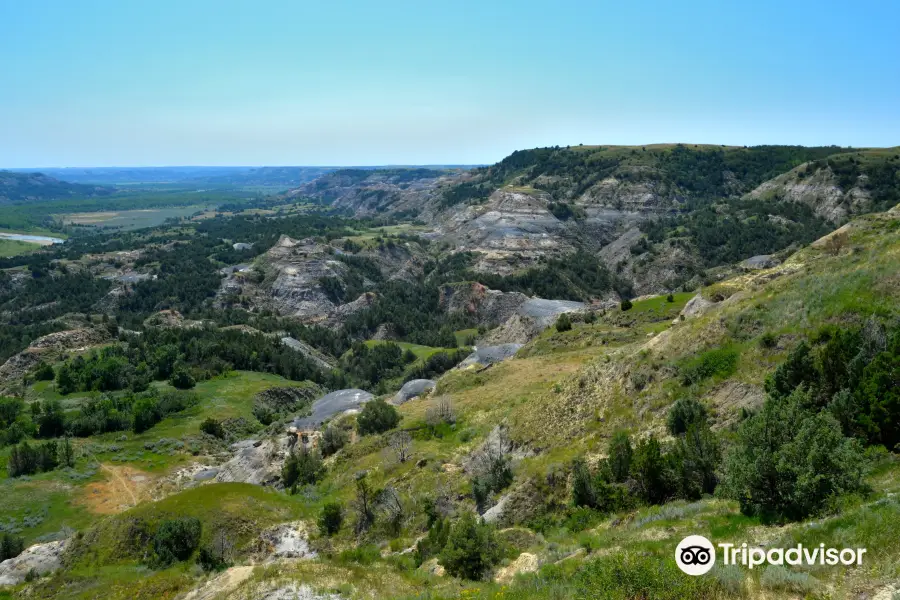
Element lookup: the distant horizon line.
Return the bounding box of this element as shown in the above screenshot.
[4,142,899,171]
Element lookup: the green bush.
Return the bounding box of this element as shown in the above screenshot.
[416,517,450,565]
[33,362,55,381]
[620,299,633,311]
[356,399,400,435]
[320,425,349,456]
[318,502,343,536]
[151,517,202,567]
[200,418,225,439]
[555,313,572,332]
[0,532,24,561]
[721,387,867,522]
[439,512,501,580]
[169,368,196,390]
[574,552,721,599]
[667,397,708,435]
[679,347,739,385]
[608,430,633,483]
[282,448,324,490]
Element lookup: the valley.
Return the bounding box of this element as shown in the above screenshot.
[0,144,898,600]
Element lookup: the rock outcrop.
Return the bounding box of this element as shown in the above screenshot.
[0,539,69,585]
[0,327,112,391]
[292,389,374,430]
[392,379,436,405]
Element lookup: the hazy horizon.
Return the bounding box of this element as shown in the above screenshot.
[2,0,899,168]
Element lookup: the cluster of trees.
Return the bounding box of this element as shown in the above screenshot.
[340,342,416,389]
[52,326,336,398]
[7,437,74,477]
[342,279,471,348]
[0,389,199,447]
[640,196,833,267]
[569,398,720,515]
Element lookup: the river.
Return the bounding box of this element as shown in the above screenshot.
[0,233,65,245]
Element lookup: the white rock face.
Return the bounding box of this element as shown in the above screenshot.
[259,521,316,561]
[215,438,291,486]
[392,379,436,405]
[0,539,69,585]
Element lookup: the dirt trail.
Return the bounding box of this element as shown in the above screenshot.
[79,464,153,514]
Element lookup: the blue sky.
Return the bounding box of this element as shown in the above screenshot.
[1,0,898,167]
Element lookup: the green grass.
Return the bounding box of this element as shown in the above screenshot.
[362,340,446,361]
[454,328,478,346]
[0,238,41,256]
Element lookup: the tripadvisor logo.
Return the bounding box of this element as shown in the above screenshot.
[676,535,716,575]
[675,535,867,576]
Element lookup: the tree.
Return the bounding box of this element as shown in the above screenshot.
[55,363,77,395]
[720,388,867,522]
[320,425,349,457]
[631,436,673,505]
[571,458,598,508]
[389,430,412,463]
[620,299,633,311]
[671,423,720,499]
[555,313,572,332]
[666,294,675,303]
[37,400,66,438]
[607,430,633,483]
[667,397,708,436]
[356,399,400,435]
[353,476,378,535]
[440,512,501,580]
[34,362,55,381]
[283,447,323,491]
[152,517,202,567]
[319,502,343,536]
[169,368,196,390]
[59,436,75,468]
[197,529,234,572]
[0,533,24,561]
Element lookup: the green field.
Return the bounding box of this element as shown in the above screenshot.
[0,238,41,257]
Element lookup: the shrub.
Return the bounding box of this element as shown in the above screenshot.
[320,425,349,457]
[720,388,867,522]
[282,447,324,490]
[666,294,675,303]
[318,502,343,536]
[197,529,233,572]
[667,397,708,435]
[631,436,676,505]
[152,517,202,567]
[608,430,633,483]
[760,565,818,594]
[555,313,572,332]
[620,299,633,311]
[356,399,400,435]
[169,368,196,390]
[575,552,720,599]
[200,418,225,439]
[34,362,55,381]
[679,347,739,386]
[439,512,501,580]
[416,517,450,565]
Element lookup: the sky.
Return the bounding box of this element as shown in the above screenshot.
[1,0,899,168]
